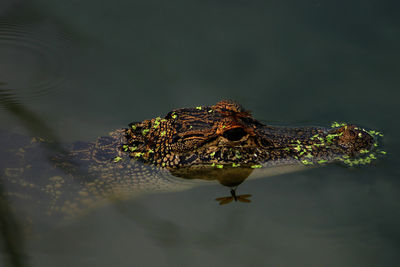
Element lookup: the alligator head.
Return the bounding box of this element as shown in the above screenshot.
[123,100,380,183]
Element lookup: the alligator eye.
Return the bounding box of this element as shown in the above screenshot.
[223,128,247,141]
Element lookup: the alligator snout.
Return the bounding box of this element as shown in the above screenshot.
[334,125,375,155]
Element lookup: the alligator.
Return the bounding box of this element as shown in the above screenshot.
[0,100,383,227]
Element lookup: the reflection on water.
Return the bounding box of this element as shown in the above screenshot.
[0,88,62,148]
[0,87,66,267]
[0,19,68,105]
[215,189,252,205]
[0,178,26,267]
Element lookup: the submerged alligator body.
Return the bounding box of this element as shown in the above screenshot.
[0,100,382,223]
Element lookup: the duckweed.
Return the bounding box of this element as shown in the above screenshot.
[235,151,242,159]
[134,152,144,158]
[251,164,262,168]
[331,122,347,128]
[153,119,160,129]
[113,156,122,163]
[367,130,384,137]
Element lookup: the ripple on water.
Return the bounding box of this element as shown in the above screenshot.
[0,18,71,105]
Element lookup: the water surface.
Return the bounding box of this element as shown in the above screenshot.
[1,1,400,266]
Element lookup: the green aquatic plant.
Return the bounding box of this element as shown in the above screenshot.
[153,118,160,129]
[301,160,313,165]
[234,150,242,159]
[367,130,384,137]
[142,129,150,135]
[251,164,262,169]
[133,152,144,158]
[113,156,122,163]
[331,122,347,128]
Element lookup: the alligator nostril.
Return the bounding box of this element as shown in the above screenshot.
[222,128,247,141]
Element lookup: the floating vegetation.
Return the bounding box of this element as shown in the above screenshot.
[301,160,313,165]
[251,164,262,169]
[335,150,387,167]
[153,117,161,129]
[234,150,242,159]
[331,121,347,128]
[367,130,384,137]
[113,156,122,163]
[133,152,144,158]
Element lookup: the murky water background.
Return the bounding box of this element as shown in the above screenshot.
[1,1,400,266]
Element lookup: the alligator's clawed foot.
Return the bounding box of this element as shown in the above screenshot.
[215,188,252,205]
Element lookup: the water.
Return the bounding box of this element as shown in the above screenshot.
[1,1,400,266]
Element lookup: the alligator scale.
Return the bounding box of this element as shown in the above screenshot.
[0,101,383,223]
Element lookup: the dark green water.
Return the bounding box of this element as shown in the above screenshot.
[1,1,400,266]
